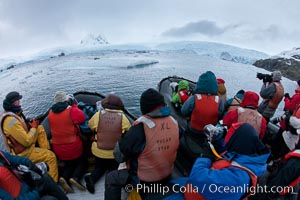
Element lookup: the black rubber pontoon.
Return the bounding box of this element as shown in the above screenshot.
[157,76,196,131]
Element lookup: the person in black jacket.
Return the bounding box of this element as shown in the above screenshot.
[105,88,180,200]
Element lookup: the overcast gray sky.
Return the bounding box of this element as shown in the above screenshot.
[0,0,299,58]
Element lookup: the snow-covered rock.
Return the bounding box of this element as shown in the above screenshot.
[80,34,109,46]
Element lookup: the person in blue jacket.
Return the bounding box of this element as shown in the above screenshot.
[164,122,270,200]
[0,151,68,200]
[0,151,40,200]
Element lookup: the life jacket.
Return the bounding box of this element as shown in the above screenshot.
[191,94,219,131]
[0,152,22,198]
[178,89,189,105]
[268,82,284,109]
[184,159,257,200]
[228,96,242,111]
[0,112,27,154]
[237,107,262,137]
[134,115,179,182]
[96,110,122,150]
[279,149,300,195]
[48,107,78,144]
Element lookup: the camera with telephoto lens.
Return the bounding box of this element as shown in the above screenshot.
[256,73,273,83]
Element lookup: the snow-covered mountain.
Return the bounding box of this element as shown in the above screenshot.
[254,47,300,80]
[80,34,109,46]
[273,47,300,61]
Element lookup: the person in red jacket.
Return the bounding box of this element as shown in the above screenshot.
[223,91,267,140]
[284,80,300,113]
[48,91,86,193]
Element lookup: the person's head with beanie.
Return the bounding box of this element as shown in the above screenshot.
[271,71,282,81]
[237,89,245,96]
[101,94,124,110]
[194,71,218,94]
[178,80,189,91]
[240,91,259,109]
[217,78,226,95]
[235,89,245,100]
[140,88,166,115]
[225,122,268,155]
[54,91,67,103]
[3,91,23,112]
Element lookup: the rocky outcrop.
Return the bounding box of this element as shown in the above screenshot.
[253,48,300,81]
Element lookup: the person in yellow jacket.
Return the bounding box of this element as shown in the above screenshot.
[85,93,131,194]
[0,91,58,182]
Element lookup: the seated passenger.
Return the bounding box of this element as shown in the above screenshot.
[85,94,131,194]
[217,78,227,107]
[0,91,58,182]
[171,80,190,108]
[179,72,224,175]
[225,89,245,112]
[105,88,180,200]
[181,71,224,136]
[48,91,86,193]
[223,91,267,140]
[0,150,68,200]
[284,79,300,113]
[165,122,270,200]
[250,148,300,200]
[269,107,300,160]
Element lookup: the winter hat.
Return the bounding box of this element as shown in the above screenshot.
[225,122,267,155]
[195,71,218,94]
[240,91,259,108]
[217,78,225,84]
[3,91,22,111]
[54,91,67,103]
[271,71,282,81]
[140,88,165,115]
[5,91,22,104]
[101,94,124,110]
[178,80,189,91]
[237,90,245,95]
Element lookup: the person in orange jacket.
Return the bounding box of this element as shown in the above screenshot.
[48,91,87,193]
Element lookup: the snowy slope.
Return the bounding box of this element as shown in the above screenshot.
[272,47,300,61]
[0,40,269,72]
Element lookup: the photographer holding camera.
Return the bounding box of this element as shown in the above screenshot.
[0,91,58,183]
[257,71,284,122]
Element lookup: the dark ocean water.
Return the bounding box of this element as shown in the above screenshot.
[0,49,294,119]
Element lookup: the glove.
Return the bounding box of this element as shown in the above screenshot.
[270,117,280,124]
[284,93,290,98]
[28,119,39,128]
[28,162,43,176]
[198,141,215,160]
